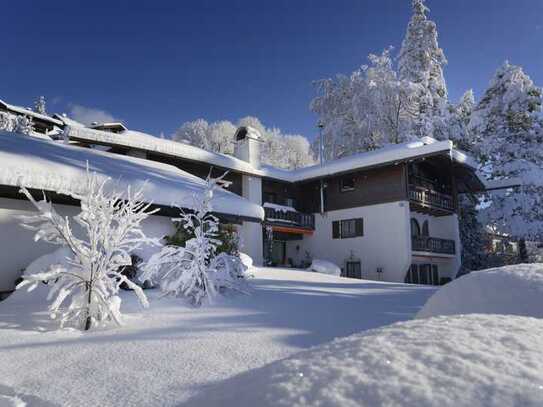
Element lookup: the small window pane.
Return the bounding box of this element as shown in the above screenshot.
[340,177,355,192]
[341,219,357,238]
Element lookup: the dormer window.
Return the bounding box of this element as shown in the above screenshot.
[340,176,356,192]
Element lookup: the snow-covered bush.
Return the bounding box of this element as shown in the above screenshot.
[142,174,249,305]
[16,172,159,330]
[189,314,543,407]
[308,259,341,276]
[417,264,543,319]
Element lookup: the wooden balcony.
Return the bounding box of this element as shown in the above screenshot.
[409,184,455,216]
[264,207,315,231]
[412,236,456,255]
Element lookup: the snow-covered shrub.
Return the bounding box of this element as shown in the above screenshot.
[308,259,341,276]
[190,314,543,407]
[16,172,159,330]
[142,174,243,305]
[417,264,543,319]
[209,252,250,294]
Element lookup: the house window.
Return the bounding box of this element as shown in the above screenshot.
[264,192,276,204]
[339,176,356,192]
[422,220,429,236]
[332,218,363,239]
[285,197,296,208]
[410,218,420,237]
[406,264,440,286]
[345,261,362,279]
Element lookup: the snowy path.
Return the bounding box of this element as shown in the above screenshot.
[0,268,435,406]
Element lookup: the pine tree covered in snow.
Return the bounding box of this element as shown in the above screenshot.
[398,0,448,139]
[34,96,47,115]
[471,62,543,240]
[16,172,158,330]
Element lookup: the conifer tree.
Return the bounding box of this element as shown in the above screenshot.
[471,62,543,241]
[398,0,448,138]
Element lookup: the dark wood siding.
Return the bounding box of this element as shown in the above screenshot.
[262,179,301,209]
[146,153,243,196]
[299,164,407,213]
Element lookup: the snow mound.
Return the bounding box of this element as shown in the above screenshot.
[186,314,543,407]
[0,394,26,407]
[239,252,253,270]
[417,264,543,319]
[308,259,341,276]
[23,247,72,277]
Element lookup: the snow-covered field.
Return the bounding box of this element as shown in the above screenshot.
[0,268,434,406]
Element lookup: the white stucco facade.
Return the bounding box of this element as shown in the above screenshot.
[0,197,174,292]
[410,212,461,280]
[283,202,414,282]
[240,174,264,266]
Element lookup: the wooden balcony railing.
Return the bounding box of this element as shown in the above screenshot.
[409,184,455,213]
[412,236,456,255]
[264,207,315,230]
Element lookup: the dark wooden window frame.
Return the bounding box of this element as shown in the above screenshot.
[339,176,356,193]
[332,218,364,239]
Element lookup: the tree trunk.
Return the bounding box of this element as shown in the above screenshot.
[84,281,93,331]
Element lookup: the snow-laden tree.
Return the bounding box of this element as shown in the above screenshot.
[142,175,222,305]
[471,62,543,240]
[398,0,448,138]
[173,119,237,154]
[15,115,33,135]
[0,111,16,132]
[34,96,47,115]
[311,48,420,159]
[174,116,315,169]
[16,172,159,330]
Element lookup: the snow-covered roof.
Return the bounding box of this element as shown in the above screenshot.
[65,125,260,175]
[0,131,264,221]
[262,137,479,182]
[65,124,480,183]
[483,177,523,191]
[0,99,63,126]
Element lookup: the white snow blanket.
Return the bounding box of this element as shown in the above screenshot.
[0,131,263,221]
[417,264,543,319]
[0,268,433,406]
[308,259,341,276]
[239,252,253,270]
[23,247,72,277]
[187,314,543,407]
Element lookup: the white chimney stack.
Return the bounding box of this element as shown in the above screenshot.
[234,126,262,169]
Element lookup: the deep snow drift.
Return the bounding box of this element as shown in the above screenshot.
[417,263,543,319]
[0,268,433,406]
[187,314,543,407]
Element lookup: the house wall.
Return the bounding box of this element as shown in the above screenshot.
[0,197,174,293]
[410,211,462,279]
[296,164,407,214]
[240,175,263,265]
[284,201,413,282]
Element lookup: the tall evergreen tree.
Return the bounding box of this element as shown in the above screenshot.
[471,62,543,241]
[34,96,47,115]
[398,0,448,138]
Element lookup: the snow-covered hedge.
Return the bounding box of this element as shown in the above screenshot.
[308,259,341,276]
[189,314,543,407]
[417,264,543,319]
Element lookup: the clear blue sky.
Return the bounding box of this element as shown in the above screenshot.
[2,0,542,141]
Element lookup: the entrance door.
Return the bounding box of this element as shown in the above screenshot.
[271,241,286,265]
[345,261,362,279]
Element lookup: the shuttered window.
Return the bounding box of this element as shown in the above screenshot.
[332,218,364,239]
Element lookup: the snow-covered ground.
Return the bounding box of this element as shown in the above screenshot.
[0,268,434,406]
[417,263,543,319]
[187,314,543,407]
